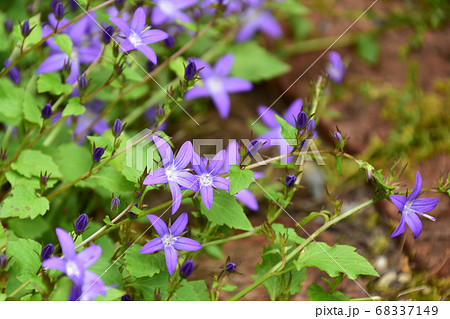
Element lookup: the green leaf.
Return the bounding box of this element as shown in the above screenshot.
[54,34,72,56]
[95,288,125,301]
[13,14,42,48]
[62,97,86,117]
[229,165,254,195]
[5,170,58,190]
[5,238,41,282]
[200,189,253,231]
[355,33,379,65]
[307,283,350,301]
[169,57,187,78]
[229,41,290,82]
[133,274,169,300]
[0,78,23,126]
[172,280,210,301]
[103,215,114,226]
[7,216,50,240]
[37,73,73,95]
[0,186,49,219]
[22,92,42,125]
[11,149,62,178]
[335,155,342,175]
[294,242,379,280]
[274,114,298,147]
[90,166,135,193]
[124,245,165,278]
[54,143,92,181]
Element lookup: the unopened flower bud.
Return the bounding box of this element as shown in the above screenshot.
[4,19,13,34]
[180,259,194,278]
[40,244,54,262]
[21,20,30,37]
[0,148,7,161]
[164,35,175,48]
[306,119,316,133]
[111,197,120,210]
[0,253,6,268]
[332,131,345,149]
[296,111,307,129]
[184,60,197,80]
[247,139,264,156]
[285,175,296,187]
[92,147,105,162]
[103,25,114,44]
[75,214,89,233]
[147,61,155,72]
[54,2,65,21]
[40,174,48,187]
[50,0,59,12]
[225,262,237,273]
[113,118,123,137]
[115,0,125,10]
[78,75,87,90]
[135,191,142,200]
[4,59,21,84]
[121,294,131,301]
[155,107,165,122]
[41,103,53,119]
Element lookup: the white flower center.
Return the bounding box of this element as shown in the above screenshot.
[162,234,177,247]
[159,1,176,14]
[128,30,143,47]
[165,164,178,182]
[66,260,80,278]
[206,77,223,94]
[70,48,78,62]
[200,173,213,187]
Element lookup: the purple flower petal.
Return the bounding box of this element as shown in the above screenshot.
[235,18,259,42]
[153,135,174,166]
[120,39,136,52]
[140,237,164,254]
[408,171,422,201]
[235,189,258,211]
[37,53,68,74]
[131,7,146,34]
[211,90,231,118]
[257,106,280,129]
[56,228,76,260]
[191,152,206,175]
[184,86,210,100]
[259,11,282,39]
[390,194,407,212]
[76,245,102,268]
[410,198,439,213]
[390,215,406,238]
[109,17,130,36]
[284,99,303,127]
[173,237,202,251]
[42,257,66,272]
[176,171,199,191]
[169,181,182,214]
[164,246,178,275]
[69,15,90,46]
[78,46,101,64]
[212,176,230,191]
[224,77,252,93]
[214,54,234,76]
[141,29,169,44]
[201,185,214,210]
[208,150,226,174]
[143,167,168,185]
[80,271,107,301]
[151,7,166,26]
[170,212,188,237]
[174,141,193,169]
[137,45,157,64]
[405,212,422,239]
[146,214,169,237]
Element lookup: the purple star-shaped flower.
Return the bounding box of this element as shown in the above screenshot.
[235,6,282,42]
[184,54,252,118]
[257,99,303,162]
[151,0,198,25]
[42,228,107,300]
[37,14,102,84]
[109,7,169,64]
[140,213,202,274]
[143,135,198,214]
[325,51,346,84]
[390,171,439,239]
[192,150,230,209]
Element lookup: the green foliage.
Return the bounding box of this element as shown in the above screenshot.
[294,242,379,280]
[37,73,73,95]
[229,165,254,195]
[307,283,350,301]
[54,34,72,56]
[124,245,166,278]
[0,78,23,125]
[0,186,49,219]
[355,33,379,65]
[200,190,253,231]
[11,149,62,179]
[172,280,210,301]
[5,238,41,282]
[62,97,86,117]
[274,114,297,147]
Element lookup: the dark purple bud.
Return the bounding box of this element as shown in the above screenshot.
[115,0,125,10]
[121,294,131,301]
[180,259,194,278]
[147,61,155,72]
[306,119,316,133]
[155,107,165,122]
[225,262,237,273]
[40,174,48,186]
[50,0,59,12]
[113,118,123,137]
[4,19,13,34]
[102,25,114,44]
[78,75,87,90]
[75,213,89,233]
[41,103,53,119]
[0,253,6,268]
[184,60,197,80]
[40,243,54,262]
[247,139,264,156]
[69,0,78,11]
[4,60,21,84]
[21,20,30,37]
[0,148,7,161]
[135,191,142,199]
[164,35,175,48]
[54,2,65,20]
[296,111,307,129]
[92,147,105,162]
[26,5,34,15]
[285,175,297,187]
[111,197,120,210]
[63,59,72,74]
[332,131,344,148]
[129,205,137,218]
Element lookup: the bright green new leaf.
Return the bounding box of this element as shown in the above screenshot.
[294,242,379,280]
[54,34,72,56]
[55,143,92,181]
[5,238,42,282]
[307,283,350,301]
[37,73,73,95]
[0,78,23,126]
[11,149,62,178]
[229,165,254,195]
[62,97,86,117]
[0,186,50,219]
[274,114,298,147]
[22,92,42,125]
[172,280,210,301]
[124,245,165,278]
[200,190,253,231]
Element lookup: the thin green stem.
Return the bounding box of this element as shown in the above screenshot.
[202,228,260,248]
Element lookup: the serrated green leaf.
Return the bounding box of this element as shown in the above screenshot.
[294,242,379,280]
[22,92,42,125]
[172,280,210,301]
[0,186,49,219]
[37,73,73,95]
[201,190,253,231]
[7,216,50,240]
[62,97,86,117]
[54,34,72,56]
[95,288,125,301]
[274,114,298,147]
[4,238,41,282]
[5,170,58,190]
[169,57,187,78]
[11,149,62,178]
[124,245,165,278]
[307,282,350,301]
[229,165,254,195]
[0,78,23,126]
[229,41,290,82]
